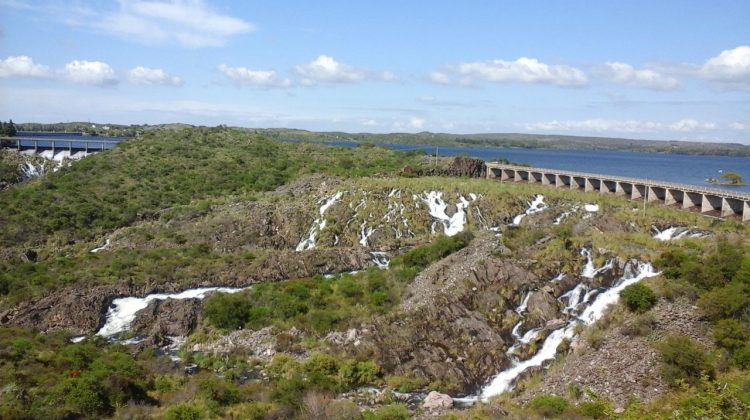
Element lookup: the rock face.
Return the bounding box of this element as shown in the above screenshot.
[417,157,486,178]
[358,235,539,393]
[131,298,202,339]
[0,247,371,335]
[422,391,453,409]
[517,298,714,408]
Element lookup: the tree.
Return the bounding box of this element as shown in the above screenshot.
[721,172,743,185]
[6,120,16,137]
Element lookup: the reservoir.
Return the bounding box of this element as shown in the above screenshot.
[316,140,750,193]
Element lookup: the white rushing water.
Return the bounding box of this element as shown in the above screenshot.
[516,291,532,314]
[652,226,709,241]
[96,286,247,337]
[421,191,476,236]
[296,192,343,251]
[370,252,391,269]
[584,204,599,212]
[90,238,111,253]
[476,260,659,400]
[512,195,547,226]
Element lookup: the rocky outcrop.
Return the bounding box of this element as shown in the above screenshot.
[517,298,714,408]
[0,247,372,334]
[422,391,453,409]
[131,298,202,339]
[358,235,541,393]
[417,157,486,178]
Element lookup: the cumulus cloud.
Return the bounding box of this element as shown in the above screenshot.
[294,55,367,85]
[218,64,291,88]
[525,118,718,133]
[0,55,52,78]
[432,57,587,87]
[61,60,118,85]
[409,117,426,129]
[598,61,679,90]
[127,66,182,86]
[96,0,254,48]
[700,45,750,90]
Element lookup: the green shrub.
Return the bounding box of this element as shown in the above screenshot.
[621,283,657,313]
[733,345,750,369]
[363,404,410,420]
[527,394,568,417]
[203,292,252,330]
[697,281,750,321]
[621,312,657,337]
[712,319,749,351]
[576,400,611,418]
[658,335,714,386]
[164,403,205,420]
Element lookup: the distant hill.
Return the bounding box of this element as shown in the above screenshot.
[254,128,750,157]
[12,122,750,156]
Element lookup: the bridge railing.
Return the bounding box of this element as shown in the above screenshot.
[487,162,750,201]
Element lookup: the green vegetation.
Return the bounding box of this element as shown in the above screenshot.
[527,394,568,416]
[205,233,473,333]
[0,127,426,248]
[621,282,657,313]
[0,119,17,138]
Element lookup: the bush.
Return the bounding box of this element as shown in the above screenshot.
[658,335,714,386]
[621,282,657,313]
[527,394,568,417]
[621,312,657,337]
[576,400,611,418]
[363,404,410,420]
[697,281,750,321]
[712,319,749,351]
[733,345,750,369]
[203,292,252,330]
[164,403,205,420]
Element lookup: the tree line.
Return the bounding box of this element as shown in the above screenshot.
[0,120,17,137]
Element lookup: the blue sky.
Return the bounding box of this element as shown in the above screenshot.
[0,1,749,143]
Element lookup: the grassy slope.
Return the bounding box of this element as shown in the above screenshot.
[2,126,750,418]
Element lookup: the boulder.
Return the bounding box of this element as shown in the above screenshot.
[525,292,559,327]
[422,391,453,410]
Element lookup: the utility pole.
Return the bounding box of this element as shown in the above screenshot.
[434,146,438,166]
[643,187,648,217]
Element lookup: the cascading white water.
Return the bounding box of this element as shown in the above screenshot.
[516,291,532,314]
[421,191,476,236]
[296,192,343,251]
[475,260,659,400]
[370,252,390,269]
[96,286,248,338]
[90,238,111,253]
[652,226,708,241]
[560,283,587,314]
[512,195,547,226]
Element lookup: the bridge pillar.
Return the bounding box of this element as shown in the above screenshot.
[615,182,626,196]
[68,141,72,152]
[665,189,679,206]
[584,178,594,192]
[722,197,744,218]
[541,173,550,185]
[684,192,702,210]
[744,202,750,222]
[631,184,645,200]
[702,194,722,214]
[34,140,38,152]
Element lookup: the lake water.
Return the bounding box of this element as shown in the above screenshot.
[317,140,750,193]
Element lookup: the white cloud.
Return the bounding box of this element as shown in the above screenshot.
[294,55,367,85]
[362,119,378,127]
[218,64,291,88]
[380,71,399,81]
[0,55,52,78]
[409,117,426,129]
[729,122,748,130]
[525,118,718,133]
[599,61,679,90]
[127,66,182,86]
[700,45,750,90]
[433,57,587,87]
[61,60,117,85]
[95,0,254,48]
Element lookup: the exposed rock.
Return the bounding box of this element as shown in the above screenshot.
[131,298,202,339]
[20,249,37,262]
[417,156,486,178]
[517,298,714,407]
[192,327,304,361]
[0,247,371,334]
[525,292,559,328]
[422,391,453,409]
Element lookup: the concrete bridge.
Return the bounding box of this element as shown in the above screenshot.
[1,136,121,153]
[486,163,750,222]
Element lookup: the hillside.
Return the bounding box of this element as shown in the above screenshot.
[1,127,749,419]
[257,128,750,157]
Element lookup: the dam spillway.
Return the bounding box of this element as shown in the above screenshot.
[486,163,750,222]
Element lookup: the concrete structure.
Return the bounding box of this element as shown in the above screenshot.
[1,137,120,153]
[487,163,750,222]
